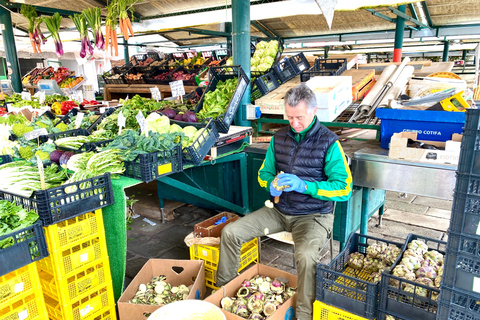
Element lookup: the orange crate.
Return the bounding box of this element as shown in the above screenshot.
[38,259,111,305]
[0,290,47,320]
[43,210,104,252]
[43,283,115,320]
[37,235,108,279]
[0,263,41,307]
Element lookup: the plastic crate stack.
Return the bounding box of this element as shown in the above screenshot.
[300,58,347,82]
[437,108,480,320]
[36,209,116,320]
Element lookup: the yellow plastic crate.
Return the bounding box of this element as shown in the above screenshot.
[37,235,108,279]
[313,300,370,320]
[39,259,111,305]
[44,210,104,252]
[189,237,259,270]
[43,283,115,320]
[0,290,48,320]
[0,263,41,308]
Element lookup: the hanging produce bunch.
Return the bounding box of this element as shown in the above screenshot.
[105,3,119,56]
[42,12,63,57]
[70,14,93,58]
[83,7,105,51]
[116,0,138,40]
[20,5,43,53]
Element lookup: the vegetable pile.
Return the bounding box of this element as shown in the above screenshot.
[197,78,238,121]
[251,40,280,72]
[220,275,296,319]
[129,275,190,306]
[0,200,39,249]
[389,239,444,301]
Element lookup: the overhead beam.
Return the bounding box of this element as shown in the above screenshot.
[140,0,284,20]
[255,20,279,38]
[408,3,419,21]
[181,28,230,37]
[388,6,430,29]
[366,9,396,23]
[251,21,273,38]
[421,1,433,27]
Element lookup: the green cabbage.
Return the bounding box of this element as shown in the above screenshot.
[266,47,278,59]
[257,63,271,72]
[169,123,182,134]
[146,113,170,134]
[256,41,268,50]
[262,56,275,67]
[182,126,198,142]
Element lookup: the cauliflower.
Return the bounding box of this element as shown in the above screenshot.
[34,150,50,161]
[12,123,33,137]
[19,146,34,160]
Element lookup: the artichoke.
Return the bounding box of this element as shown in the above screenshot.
[379,245,402,265]
[415,266,437,280]
[363,256,380,272]
[400,255,423,271]
[248,313,265,320]
[366,243,387,259]
[434,275,442,288]
[403,249,423,259]
[437,265,444,277]
[424,250,444,269]
[272,171,289,191]
[370,272,382,283]
[414,277,434,297]
[408,240,429,256]
[386,316,396,320]
[347,252,365,270]
[391,265,416,287]
[263,302,276,316]
[221,297,234,312]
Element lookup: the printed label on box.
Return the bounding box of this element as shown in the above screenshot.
[18,309,28,320]
[158,163,172,175]
[80,304,94,317]
[473,277,480,293]
[202,249,208,257]
[80,253,89,263]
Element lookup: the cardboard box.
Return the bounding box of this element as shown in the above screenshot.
[388,132,462,165]
[118,259,206,320]
[194,212,239,238]
[205,264,298,320]
[306,76,352,122]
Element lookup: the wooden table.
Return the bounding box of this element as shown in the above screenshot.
[103,84,198,101]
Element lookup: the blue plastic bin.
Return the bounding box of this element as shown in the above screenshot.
[376,108,466,149]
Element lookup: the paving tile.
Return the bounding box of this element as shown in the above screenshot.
[386,191,416,203]
[413,196,453,210]
[425,207,452,220]
[385,200,428,214]
[381,208,449,232]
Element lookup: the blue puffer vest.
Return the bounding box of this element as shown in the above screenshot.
[273,118,338,215]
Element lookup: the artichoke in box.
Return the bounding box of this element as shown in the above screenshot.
[363,256,381,272]
[380,245,402,265]
[347,252,365,270]
[434,275,442,288]
[424,250,444,268]
[366,243,387,259]
[386,316,396,320]
[370,268,388,283]
[415,266,437,280]
[390,265,416,287]
[437,265,444,277]
[401,255,423,271]
[432,291,440,301]
[415,277,434,297]
[403,249,423,259]
[408,240,429,256]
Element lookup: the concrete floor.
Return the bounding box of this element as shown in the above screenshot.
[124,184,453,293]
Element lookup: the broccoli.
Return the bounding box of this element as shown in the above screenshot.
[35,122,49,129]
[19,146,33,160]
[34,150,50,161]
[56,122,68,132]
[12,123,34,137]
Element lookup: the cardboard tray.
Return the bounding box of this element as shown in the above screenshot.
[118,259,206,320]
[205,263,298,320]
[194,212,239,238]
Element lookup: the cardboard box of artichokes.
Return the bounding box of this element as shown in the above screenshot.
[118,260,298,320]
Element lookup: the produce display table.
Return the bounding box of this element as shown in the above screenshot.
[103,83,198,101]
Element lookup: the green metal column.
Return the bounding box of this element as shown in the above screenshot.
[123,37,129,64]
[225,22,232,52]
[324,46,330,59]
[462,50,467,62]
[367,53,371,63]
[443,41,450,62]
[232,0,251,127]
[0,7,22,92]
[393,4,406,62]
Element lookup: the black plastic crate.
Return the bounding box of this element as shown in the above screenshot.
[316,232,405,319]
[0,155,13,165]
[170,119,219,166]
[289,52,310,74]
[171,52,187,61]
[54,108,79,128]
[442,247,480,293]
[464,109,480,131]
[123,145,182,183]
[0,171,114,226]
[0,222,49,277]
[455,172,480,197]
[251,39,284,77]
[437,286,480,320]
[170,67,199,86]
[272,59,297,83]
[457,129,480,176]
[102,67,126,84]
[300,58,347,82]
[124,66,148,84]
[132,52,160,66]
[145,66,176,85]
[450,191,480,238]
[378,234,447,320]
[195,65,249,134]
[87,107,115,133]
[214,49,230,61]
[250,72,281,102]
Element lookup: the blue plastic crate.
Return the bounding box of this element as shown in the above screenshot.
[376,108,466,149]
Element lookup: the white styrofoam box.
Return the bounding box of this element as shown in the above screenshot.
[305,76,352,122]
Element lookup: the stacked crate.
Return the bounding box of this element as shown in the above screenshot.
[438,108,480,319]
[36,210,116,320]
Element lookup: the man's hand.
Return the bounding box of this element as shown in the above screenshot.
[277,173,307,193]
[270,182,282,197]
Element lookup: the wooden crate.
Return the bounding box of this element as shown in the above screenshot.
[341,69,376,102]
[194,212,239,238]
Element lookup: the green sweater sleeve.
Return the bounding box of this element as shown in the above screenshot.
[304,141,353,201]
[258,138,276,191]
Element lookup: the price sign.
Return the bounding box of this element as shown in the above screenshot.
[36,91,46,105]
[117,111,126,135]
[99,107,106,114]
[75,112,84,129]
[136,111,146,132]
[150,87,162,101]
[21,91,31,101]
[36,155,45,190]
[24,128,48,141]
[169,80,185,98]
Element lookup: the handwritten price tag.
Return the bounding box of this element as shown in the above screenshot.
[118,111,126,135]
[136,111,146,132]
[24,128,48,141]
[21,91,31,101]
[75,112,84,129]
[169,80,185,98]
[150,87,162,101]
